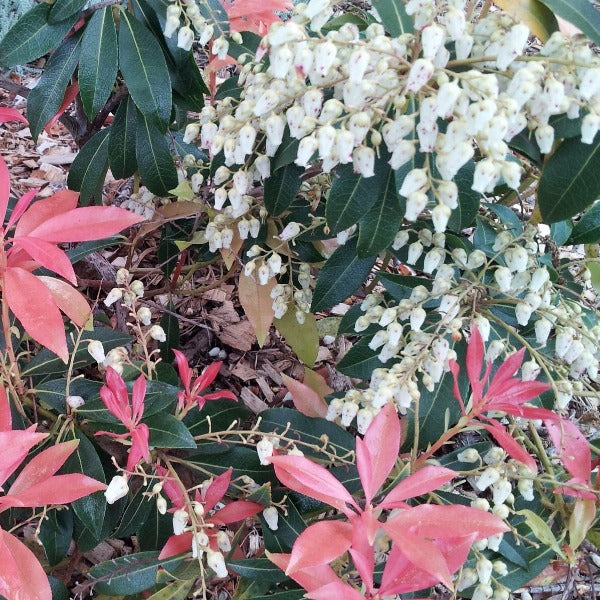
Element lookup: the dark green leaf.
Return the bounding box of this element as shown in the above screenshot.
[322,13,368,32]
[145,414,196,448]
[39,509,73,566]
[67,238,121,264]
[227,31,261,59]
[550,220,573,245]
[378,273,431,302]
[538,137,600,222]
[215,76,243,101]
[138,504,174,552]
[27,34,81,141]
[185,399,250,437]
[311,238,376,312]
[371,0,413,35]
[568,201,600,243]
[244,591,305,600]
[550,112,585,139]
[262,499,306,553]
[447,160,481,232]
[336,335,382,379]
[271,129,299,171]
[49,0,87,23]
[109,97,138,179]
[473,216,498,256]
[228,559,288,582]
[88,551,182,595]
[73,494,127,552]
[35,378,102,414]
[198,0,229,38]
[49,577,69,600]
[509,128,541,166]
[326,161,387,234]
[0,4,78,68]
[169,51,207,112]
[22,327,131,377]
[67,127,111,205]
[537,0,600,46]
[158,301,180,362]
[79,7,118,120]
[357,166,402,257]
[187,447,271,484]
[486,202,523,235]
[119,10,172,131]
[114,482,154,538]
[259,407,355,460]
[136,111,178,195]
[264,163,303,216]
[61,430,107,538]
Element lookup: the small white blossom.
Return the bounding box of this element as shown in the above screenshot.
[263,506,279,530]
[257,437,274,465]
[148,325,166,342]
[105,475,129,504]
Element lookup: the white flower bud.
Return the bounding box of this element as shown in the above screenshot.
[88,340,106,363]
[206,548,228,578]
[476,557,494,585]
[472,158,499,193]
[67,395,85,409]
[177,26,195,51]
[173,509,189,535]
[257,264,271,286]
[504,246,528,273]
[104,287,123,307]
[457,568,478,592]
[136,306,152,326]
[399,168,428,197]
[164,15,180,38]
[529,267,549,292]
[404,191,428,221]
[257,437,274,465]
[325,397,344,421]
[407,241,424,265]
[392,230,410,250]
[581,113,600,144]
[555,328,574,358]
[492,478,512,506]
[522,359,541,381]
[515,301,533,326]
[494,267,512,292]
[116,268,130,285]
[262,506,279,530]
[183,123,199,144]
[410,306,426,331]
[493,504,510,520]
[422,24,445,59]
[340,401,359,427]
[216,530,232,552]
[431,203,451,233]
[105,475,129,504]
[148,325,166,342]
[535,317,552,344]
[353,146,375,178]
[535,124,555,154]
[356,407,375,434]
[279,222,301,241]
[156,495,167,515]
[472,583,493,600]
[130,280,144,296]
[437,181,458,209]
[487,339,505,362]
[406,58,434,92]
[518,478,534,501]
[487,533,503,551]
[475,467,501,491]
[457,448,480,463]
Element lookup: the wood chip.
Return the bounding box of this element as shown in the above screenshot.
[218,319,255,351]
[209,300,240,325]
[202,288,228,302]
[230,360,258,381]
[260,360,283,385]
[240,387,268,413]
[255,376,274,402]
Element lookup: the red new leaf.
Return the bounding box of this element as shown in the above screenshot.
[306,581,365,600]
[38,276,91,327]
[269,454,359,516]
[0,387,10,432]
[159,531,193,559]
[286,521,353,574]
[45,82,79,133]
[281,373,328,418]
[203,467,232,513]
[13,236,77,283]
[480,421,537,473]
[13,190,79,238]
[0,107,28,125]
[0,528,51,600]
[546,418,591,483]
[3,266,69,362]
[210,500,263,525]
[378,466,456,510]
[267,552,340,593]
[0,156,9,223]
[28,206,144,242]
[0,426,47,488]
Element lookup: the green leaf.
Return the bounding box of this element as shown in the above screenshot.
[79,8,118,120]
[550,219,573,245]
[568,201,600,243]
[138,504,174,552]
[61,430,107,538]
[371,0,413,35]
[550,112,586,139]
[198,0,229,38]
[39,509,73,566]
[187,446,272,484]
[336,336,382,379]
[274,309,319,367]
[378,273,431,302]
[509,128,541,166]
[49,577,69,600]
[114,482,154,538]
[145,413,196,448]
[118,9,172,131]
[516,509,564,557]
[136,111,179,195]
[88,552,182,595]
[271,129,299,171]
[311,238,376,312]
[36,378,102,414]
[109,97,138,179]
[259,407,355,460]
[227,31,261,59]
[326,161,388,234]
[486,202,523,235]
[322,13,368,32]
[357,166,402,257]
[264,163,303,216]
[0,3,78,68]
[67,127,111,205]
[49,0,87,23]
[158,301,180,362]
[22,327,131,377]
[447,161,481,232]
[261,499,306,553]
[228,559,288,583]
[537,0,600,46]
[27,33,81,141]
[538,137,600,222]
[185,399,251,437]
[148,580,194,600]
[493,0,558,41]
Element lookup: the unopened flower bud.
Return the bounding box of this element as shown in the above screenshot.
[104,287,123,307]
[67,395,85,409]
[216,530,232,552]
[88,340,106,363]
[206,548,228,578]
[105,475,129,504]
[257,437,274,465]
[177,26,195,51]
[173,509,188,535]
[148,325,166,342]
[457,448,480,463]
[156,495,167,514]
[263,506,279,530]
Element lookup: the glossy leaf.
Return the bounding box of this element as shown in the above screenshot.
[568,201,600,244]
[44,82,80,133]
[326,162,387,234]
[39,508,73,566]
[147,579,194,600]
[538,137,600,222]
[494,0,558,40]
[79,7,118,119]
[4,266,68,361]
[67,128,111,205]
[37,276,91,328]
[136,111,179,195]
[239,271,275,347]
[0,528,52,600]
[379,466,456,509]
[545,418,591,483]
[371,0,413,35]
[447,161,481,232]
[537,0,600,45]
[88,551,182,595]
[0,3,78,68]
[274,309,319,367]
[109,97,138,179]
[119,10,172,131]
[312,238,376,312]
[281,373,327,418]
[49,0,87,23]
[27,34,81,141]
[357,166,402,257]
[228,558,288,582]
[264,163,303,216]
[336,336,382,379]
[114,482,154,538]
[145,413,196,448]
[199,0,230,38]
